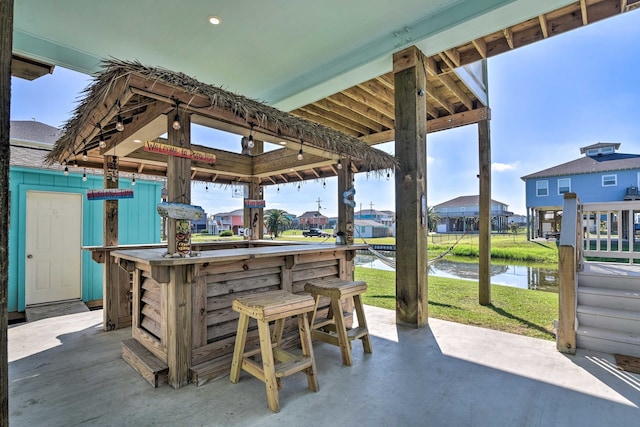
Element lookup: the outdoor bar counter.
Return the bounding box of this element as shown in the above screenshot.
[111,241,364,389]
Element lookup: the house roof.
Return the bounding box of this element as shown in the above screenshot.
[434,195,507,208]
[213,209,244,217]
[298,211,328,219]
[356,209,394,217]
[520,153,640,180]
[580,142,621,154]
[355,219,388,227]
[10,120,62,146]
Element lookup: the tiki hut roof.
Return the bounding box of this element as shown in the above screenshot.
[47,59,398,185]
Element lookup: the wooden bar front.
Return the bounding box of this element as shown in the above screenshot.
[111,242,362,389]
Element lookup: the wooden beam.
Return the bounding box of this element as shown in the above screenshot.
[342,86,395,120]
[580,0,589,24]
[252,150,331,177]
[425,81,454,114]
[437,74,474,110]
[327,92,395,129]
[443,49,461,68]
[103,155,119,331]
[100,100,172,154]
[1,1,12,423]
[393,46,428,327]
[311,98,384,132]
[538,15,549,38]
[478,118,491,305]
[427,108,490,133]
[472,38,487,59]
[360,129,395,145]
[298,104,371,135]
[503,27,515,49]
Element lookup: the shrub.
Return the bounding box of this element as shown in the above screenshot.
[219,230,233,237]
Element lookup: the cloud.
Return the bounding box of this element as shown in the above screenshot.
[492,161,519,172]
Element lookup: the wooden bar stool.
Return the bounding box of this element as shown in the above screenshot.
[304,278,372,366]
[229,290,318,413]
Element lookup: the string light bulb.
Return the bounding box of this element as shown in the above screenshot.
[98,124,106,148]
[172,101,181,130]
[82,168,87,182]
[82,149,88,161]
[386,172,391,181]
[131,174,136,186]
[247,123,255,148]
[297,139,304,161]
[63,166,69,176]
[116,115,124,132]
[297,183,301,191]
[337,158,342,170]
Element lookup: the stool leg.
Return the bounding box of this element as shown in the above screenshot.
[257,319,280,413]
[230,313,249,383]
[298,312,319,392]
[354,294,372,353]
[331,298,352,366]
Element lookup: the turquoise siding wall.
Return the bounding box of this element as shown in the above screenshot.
[8,167,162,312]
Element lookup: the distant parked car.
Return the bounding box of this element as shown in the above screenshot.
[303,228,329,237]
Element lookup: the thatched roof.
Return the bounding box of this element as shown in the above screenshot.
[47,59,398,185]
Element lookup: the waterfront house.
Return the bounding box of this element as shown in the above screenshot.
[521,142,640,239]
[433,195,512,233]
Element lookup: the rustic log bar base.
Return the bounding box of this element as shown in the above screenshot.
[229,290,318,413]
[110,242,362,390]
[304,278,372,366]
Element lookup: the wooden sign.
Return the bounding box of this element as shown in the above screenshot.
[244,199,266,208]
[157,202,205,220]
[87,188,134,200]
[176,220,191,255]
[106,155,119,182]
[144,141,216,163]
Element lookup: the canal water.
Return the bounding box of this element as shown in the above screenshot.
[355,252,559,293]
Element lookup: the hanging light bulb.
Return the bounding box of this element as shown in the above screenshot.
[82,149,88,162]
[63,166,69,176]
[297,139,304,161]
[82,168,87,182]
[323,179,326,189]
[172,101,181,130]
[277,185,280,193]
[247,123,255,148]
[297,183,301,191]
[99,127,106,148]
[205,183,209,191]
[337,158,342,170]
[116,115,125,132]
[131,174,136,186]
[73,160,79,169]
[386,172,391,181]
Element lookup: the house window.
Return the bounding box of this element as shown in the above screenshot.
[536,180,549,197]
[602,174,617,187]
[442,208,447,214]
[558,178,571,195]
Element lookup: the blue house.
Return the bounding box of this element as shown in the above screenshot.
[521,142,640,239]
[9,121,162,316]
[433,195,512,233]
[355,209,395,227]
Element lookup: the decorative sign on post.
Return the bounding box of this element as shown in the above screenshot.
[232,183,248,198]
[87,188,134,200]
[176,220,192,255]
[157,202,205,220]
[144,141,216,164]
[106,155,119,182]
[343,187,356,208]
[244,199,266,208]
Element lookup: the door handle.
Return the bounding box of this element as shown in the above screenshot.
[27,254,33,259]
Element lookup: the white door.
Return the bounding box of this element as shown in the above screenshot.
[26,191,82,305]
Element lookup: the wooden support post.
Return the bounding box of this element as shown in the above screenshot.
[478,118,491,305]
[245,140,264,240]
[103,156,120,330]
[0,1,13,424]
[166,108,193,387]
[167,108,192,254]
[337,162,355,277]
[393,46,428,327]
[167,265,192,388]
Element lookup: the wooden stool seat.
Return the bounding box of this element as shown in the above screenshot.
[230,290,318,413]
[304,278,372,366]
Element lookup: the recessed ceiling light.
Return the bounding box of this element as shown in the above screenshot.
[208,16,222,25]
[279,141,287,145]
[133,139,143,143]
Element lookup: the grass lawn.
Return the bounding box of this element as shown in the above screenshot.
[355,267,558,341]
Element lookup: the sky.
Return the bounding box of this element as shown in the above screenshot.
[10,10,640,218]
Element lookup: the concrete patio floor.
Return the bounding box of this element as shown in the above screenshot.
[8,305,640,426]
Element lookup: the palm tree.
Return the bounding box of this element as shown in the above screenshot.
[427,206,440,232]
[265,209,291,238]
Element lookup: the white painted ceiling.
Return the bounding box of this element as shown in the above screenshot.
[13,0,574,110]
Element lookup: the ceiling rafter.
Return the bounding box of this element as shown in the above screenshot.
[580,0,589,24]
[538,14,549,38]
[503,27,515,49]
